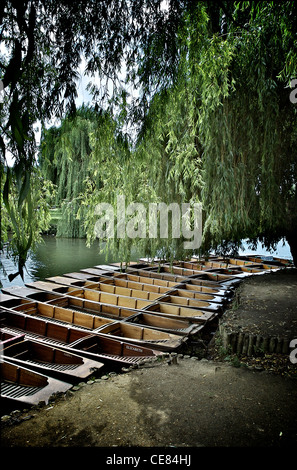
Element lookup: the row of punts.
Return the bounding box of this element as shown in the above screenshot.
[0,254,293,406]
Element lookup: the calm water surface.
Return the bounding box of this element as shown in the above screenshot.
[0,236,292,289]
[0,236,141,288]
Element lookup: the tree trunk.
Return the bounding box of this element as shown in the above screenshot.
[286,232,297,267]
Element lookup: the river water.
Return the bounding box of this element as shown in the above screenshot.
[0,236,141,289]
[0,235,292,289]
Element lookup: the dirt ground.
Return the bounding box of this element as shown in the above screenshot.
[1,269,297,457]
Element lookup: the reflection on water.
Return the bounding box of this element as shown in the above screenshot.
[0,236,292,289]
[0,236,141,288]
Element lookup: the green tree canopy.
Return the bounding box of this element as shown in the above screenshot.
[2,1,297,278]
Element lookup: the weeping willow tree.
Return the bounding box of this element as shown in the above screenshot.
[133,1,297,263]
[39,106,98,237]
[130,84,203,262]
[60,1,297,265]
[3,0,297,276]
[1,165,53,281]
[188,2,297,262]
[79,107,146,263]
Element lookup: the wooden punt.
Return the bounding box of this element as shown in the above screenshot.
[170,259,262,271]
[129,264,203,277]
[134,262,255,276]
[2,286,67,304]
[27,280,222,311]
[45,284,155,310]
[90,321,186,352]
[171,287,226,303]
[66,334,164,364]
[46,275,97,287]
[156,289,224,307]
[237,255,293,267]
[135,263,252,278]
[93,264,122,271]
[27,280,163,302]
[46,275,171,295]
[1,359,71,406]
[2,338,104,382]
[125,267,200,284]
[2,285,206,334]
[143,302,217,323]
[202,266,265,275]
[80,267,118,277]
[0,329,25,347]
[125,267,243,288]
[0,307,163,366]
[1,288,116,326]
[68,270,181,290]
[3,285,152,317]
[173,282,230,298]
[24,283,203,336]
[3,297,184,352]
[122,312,204,336]
[0,292,34,308]
[63,271,112,282]
[4,296,119,330]
[202,258,275,269]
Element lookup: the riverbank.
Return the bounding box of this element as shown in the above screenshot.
[1,269,297,452]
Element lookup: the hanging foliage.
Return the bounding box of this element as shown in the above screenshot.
[1,164,53,280]
[3,0,297,277]
[39,106,98,238]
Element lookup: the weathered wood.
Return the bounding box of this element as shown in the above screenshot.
[218,323,293,357]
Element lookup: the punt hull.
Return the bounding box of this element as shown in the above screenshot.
[2,338,104,383]
[2,294,185,352]
[1,359,71,406]
[0,307,164,367]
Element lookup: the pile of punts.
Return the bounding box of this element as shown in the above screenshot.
[1,254,293,406]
